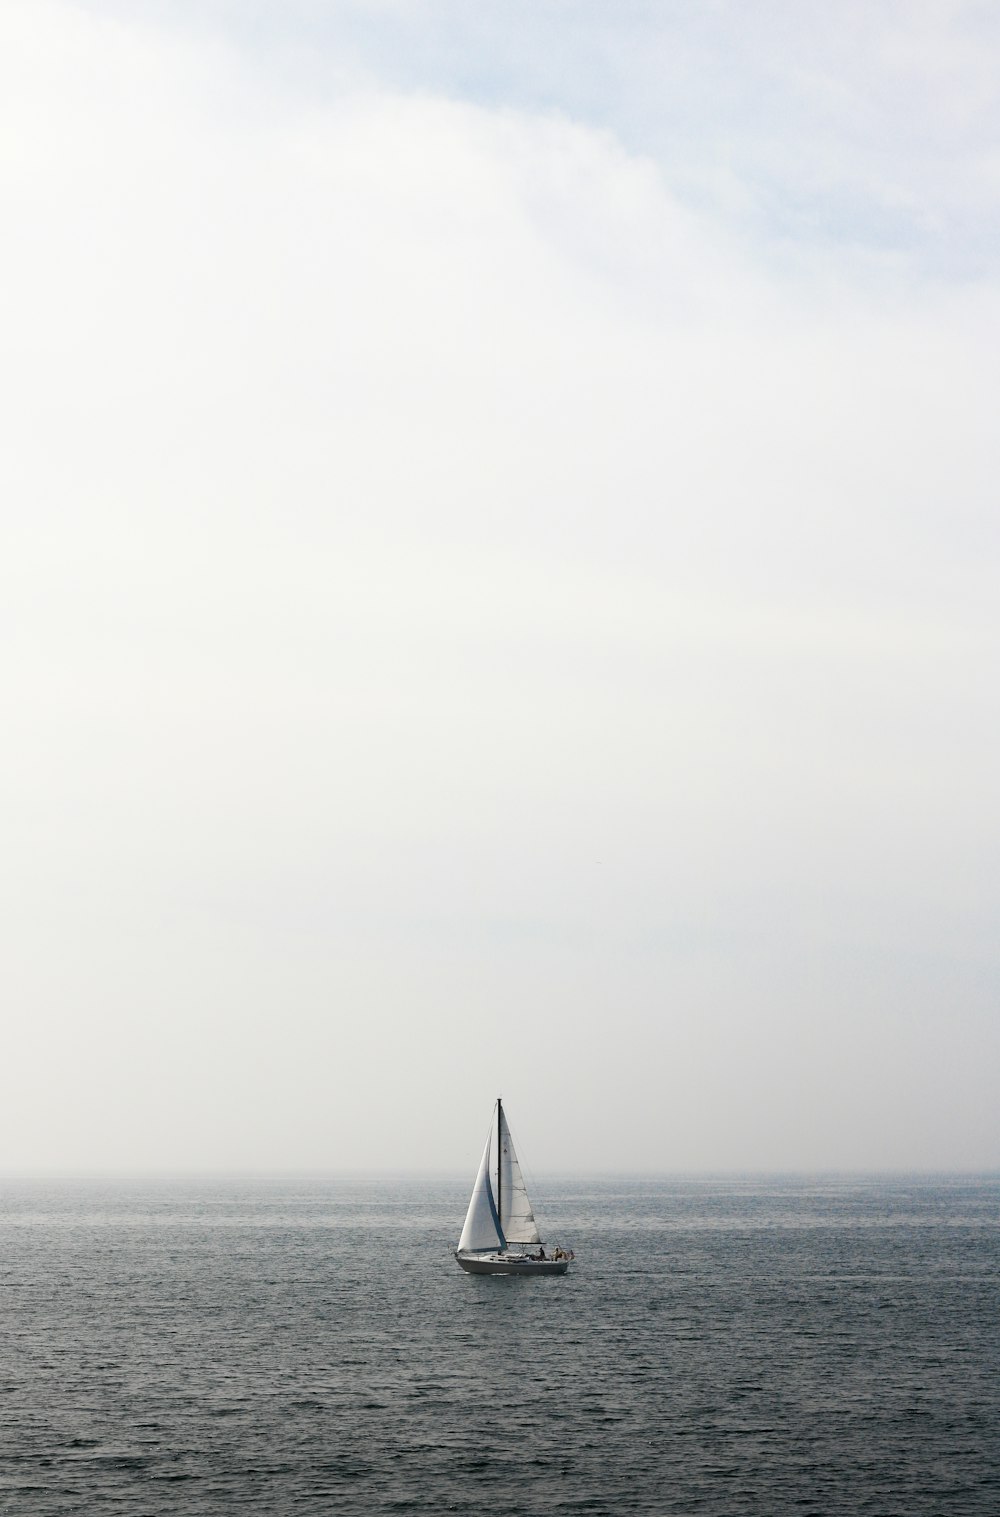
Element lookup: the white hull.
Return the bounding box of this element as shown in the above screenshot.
[455,1250,570,1276]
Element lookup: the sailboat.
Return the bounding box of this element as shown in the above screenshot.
[455,1098,573,1275]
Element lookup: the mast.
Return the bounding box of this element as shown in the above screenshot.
[497,1096,502,1247]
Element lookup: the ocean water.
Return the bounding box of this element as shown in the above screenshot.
[1,1175,997,1515]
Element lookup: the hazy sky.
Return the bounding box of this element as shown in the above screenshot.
[3,0,998,1174]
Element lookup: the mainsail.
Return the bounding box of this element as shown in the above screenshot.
[498,1105,541,1245]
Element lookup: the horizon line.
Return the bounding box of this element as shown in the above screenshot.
[2,1166,998,1181]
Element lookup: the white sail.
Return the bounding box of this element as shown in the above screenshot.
[457,1125,505,1253]
[498,1106,541,1245]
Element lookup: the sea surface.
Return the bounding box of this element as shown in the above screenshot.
[1,1175,998,1515]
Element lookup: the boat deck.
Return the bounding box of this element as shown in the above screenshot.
[455,1250,570,1276]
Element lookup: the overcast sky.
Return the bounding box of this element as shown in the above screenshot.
[3,0,998,1174]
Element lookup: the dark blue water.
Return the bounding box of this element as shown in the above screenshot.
[1,1176,997,1514]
